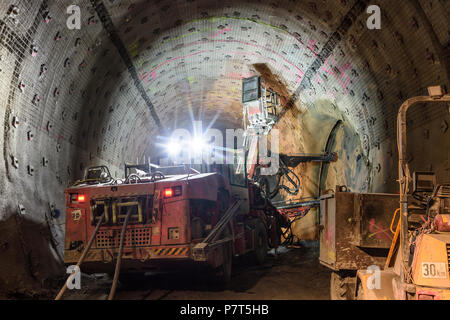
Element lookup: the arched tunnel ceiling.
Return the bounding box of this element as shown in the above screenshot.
[0,0,448,201]
[0,0,449,293]
[105,0,449,163]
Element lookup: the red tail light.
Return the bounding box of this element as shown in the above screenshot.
[70,193,87,203]
[164,188,174,198]
[163,186,182,198]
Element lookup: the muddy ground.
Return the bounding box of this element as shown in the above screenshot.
[60,242,330,300]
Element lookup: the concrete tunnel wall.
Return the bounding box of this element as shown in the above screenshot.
[0,0,449,296]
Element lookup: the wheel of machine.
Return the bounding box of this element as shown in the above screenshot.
[248,219,268,265]
[330,272,352,300]
[215,242,233,285]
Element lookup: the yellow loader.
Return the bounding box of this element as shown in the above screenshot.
[356,86,450,300]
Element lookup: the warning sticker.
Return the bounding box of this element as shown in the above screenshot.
[421,262,447,279]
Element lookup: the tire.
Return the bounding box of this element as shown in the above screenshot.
[330,272,353,300]
[215,242,233,285]
[248,219,268,265]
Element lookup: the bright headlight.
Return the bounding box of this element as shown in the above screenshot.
[166,141,181,157]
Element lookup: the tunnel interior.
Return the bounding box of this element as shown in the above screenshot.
[0,0,449,297]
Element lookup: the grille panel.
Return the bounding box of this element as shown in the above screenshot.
[96,228,152,249]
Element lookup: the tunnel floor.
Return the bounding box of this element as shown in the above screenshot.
[61,242,330,301]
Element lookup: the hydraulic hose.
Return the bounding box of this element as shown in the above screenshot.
[258,160,302,200]
[108,210,132,300]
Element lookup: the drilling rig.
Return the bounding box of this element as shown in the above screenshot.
[240,76,337,243]
[57,75,336,300]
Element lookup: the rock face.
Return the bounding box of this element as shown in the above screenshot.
[0,214,62,298]
[0,0,448,295]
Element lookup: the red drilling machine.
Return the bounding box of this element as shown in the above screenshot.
[57,161,288,299]
[56,76,336,299]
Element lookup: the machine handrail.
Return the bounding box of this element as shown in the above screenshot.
[396,91,450,286]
